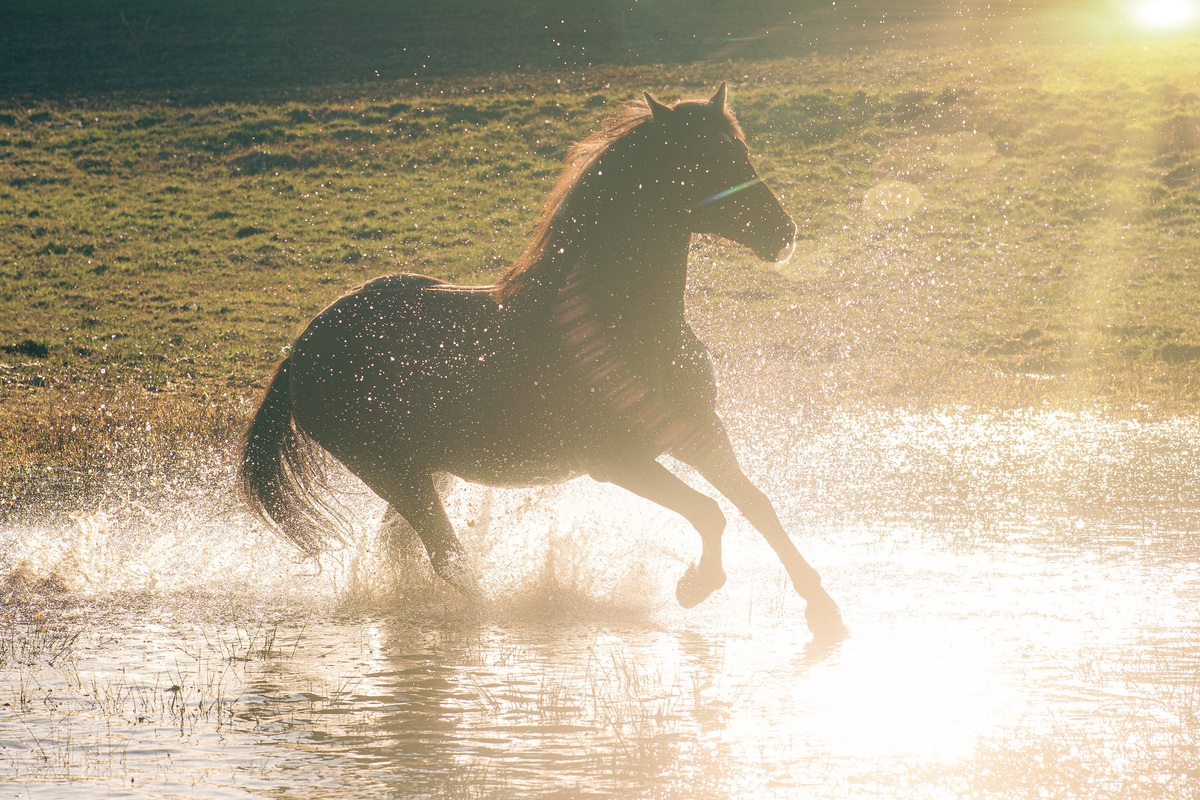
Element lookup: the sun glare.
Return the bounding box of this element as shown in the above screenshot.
[1128,0,1200,30]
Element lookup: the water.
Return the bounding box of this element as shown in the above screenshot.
[2,411,1199,798]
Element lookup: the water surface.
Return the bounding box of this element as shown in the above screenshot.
[2,410,1198,798]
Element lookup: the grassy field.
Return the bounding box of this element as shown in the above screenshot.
[2,2,1199,516]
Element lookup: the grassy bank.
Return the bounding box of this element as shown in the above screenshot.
[2,4,1199,515]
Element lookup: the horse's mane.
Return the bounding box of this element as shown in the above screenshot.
[491,93,743,305]
[490,100,651,304]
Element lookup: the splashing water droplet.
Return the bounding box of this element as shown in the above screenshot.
[862,180,923,221]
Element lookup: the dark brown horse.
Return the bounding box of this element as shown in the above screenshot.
[240,85,847,641]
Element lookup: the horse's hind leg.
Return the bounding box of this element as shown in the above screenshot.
[378,505,426,565]
[594,459,728,608]
[380,473,483,601]
[378,473,453,565]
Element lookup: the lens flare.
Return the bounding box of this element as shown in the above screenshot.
[1128,0,1200,30]
[693,178,762,208]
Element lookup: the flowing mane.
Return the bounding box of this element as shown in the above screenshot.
[490,100,652,304]
[491,95,745,305]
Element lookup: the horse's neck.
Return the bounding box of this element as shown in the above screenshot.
[514,203,691,325]
[583,228,691,324]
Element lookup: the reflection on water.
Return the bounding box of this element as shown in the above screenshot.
[2,411,1199,798]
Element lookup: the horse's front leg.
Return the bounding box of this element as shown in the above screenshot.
[672,421,849,642]
[592,459,727,608]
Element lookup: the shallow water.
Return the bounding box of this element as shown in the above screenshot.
[2,410,1199,799]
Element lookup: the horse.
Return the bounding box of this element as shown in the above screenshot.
[239,84,848,642]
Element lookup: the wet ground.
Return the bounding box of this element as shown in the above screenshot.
[2,410,1198,798]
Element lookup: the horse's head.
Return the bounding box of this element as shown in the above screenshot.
[642,84,797,263]
[492,85,798,307]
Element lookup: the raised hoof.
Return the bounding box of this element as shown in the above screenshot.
[675,563,726,609]
[805,596,850,643]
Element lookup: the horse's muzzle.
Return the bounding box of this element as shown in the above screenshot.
[762,218,798,264]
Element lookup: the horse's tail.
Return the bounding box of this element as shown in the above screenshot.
[239,357,343,556]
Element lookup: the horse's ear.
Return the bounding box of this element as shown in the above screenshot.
[643,91,672,122]
[708,82,727,110]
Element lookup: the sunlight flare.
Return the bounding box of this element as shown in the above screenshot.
[1127,0,1200,30]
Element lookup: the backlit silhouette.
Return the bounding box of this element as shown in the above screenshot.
[239,85,847,641]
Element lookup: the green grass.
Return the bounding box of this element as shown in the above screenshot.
[2,3,1199,515]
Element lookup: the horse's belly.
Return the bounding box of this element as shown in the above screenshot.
[429,399,587,486]
[446,457,581,488]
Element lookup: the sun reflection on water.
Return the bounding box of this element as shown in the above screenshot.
[797,628,1008,760]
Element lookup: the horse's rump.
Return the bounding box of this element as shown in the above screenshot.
[287,275,511,449]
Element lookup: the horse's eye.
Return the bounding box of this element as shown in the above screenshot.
[718,132,734,144]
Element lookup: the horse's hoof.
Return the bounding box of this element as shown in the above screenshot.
[675,563,726,609]
[805,598,849,643]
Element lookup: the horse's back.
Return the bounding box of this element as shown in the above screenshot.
[293,274,491,368]
[296,271,497,345]
[306,272,484,318]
